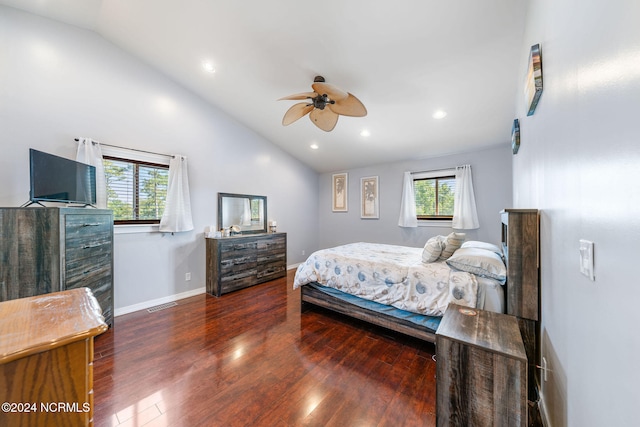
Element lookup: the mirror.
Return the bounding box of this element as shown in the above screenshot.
[218,193,267,235]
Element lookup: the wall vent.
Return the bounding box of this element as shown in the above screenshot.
[147,302,178,313]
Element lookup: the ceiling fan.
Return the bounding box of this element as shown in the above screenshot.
[279,76,367,132]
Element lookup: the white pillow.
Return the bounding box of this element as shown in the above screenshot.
[422,235,446,263]
[438,232,466,261]
[446,247,507,283]
[461,240,502,255]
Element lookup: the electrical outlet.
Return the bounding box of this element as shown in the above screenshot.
[542,357,548,381]
[302,250,306,256]
[185,272,191,281]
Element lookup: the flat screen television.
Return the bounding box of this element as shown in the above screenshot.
[29,149,97,206]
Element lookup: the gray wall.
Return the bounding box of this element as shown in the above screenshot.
[515,0,640,426]
[318,145,512,250]
[0,7,319,311]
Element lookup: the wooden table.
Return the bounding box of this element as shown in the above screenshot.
[436,303,528,427]
[0,288,108,427]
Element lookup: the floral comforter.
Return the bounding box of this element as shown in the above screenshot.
[293,242,478,316]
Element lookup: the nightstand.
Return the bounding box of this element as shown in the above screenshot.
[436,303,528,427]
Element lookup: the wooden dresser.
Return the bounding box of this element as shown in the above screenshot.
[0,288,108,427]
[0,207,114,325]
[436,304,528,427]
[206,232,287,296]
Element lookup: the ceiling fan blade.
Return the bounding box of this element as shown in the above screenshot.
[282,103,314,126]
[311,82,348,101]
[278,92,317,101]
[309,108,339,132]
[329,93,367,117]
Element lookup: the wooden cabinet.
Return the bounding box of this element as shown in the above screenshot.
[0,287,108,427]
[0,207,114,325]
[436,304,528,427]
[206,232,287,296]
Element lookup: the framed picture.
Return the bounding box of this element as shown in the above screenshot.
[332,173,348,212]
[360,176,379,219]
[511,118,520,154]
[525,43,543,116]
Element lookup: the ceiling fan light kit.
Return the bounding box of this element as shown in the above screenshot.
[279,76,367,132]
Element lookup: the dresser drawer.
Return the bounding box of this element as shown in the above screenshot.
[220,268,258,294]
[65,253,111,284]
[219,240,258,254]
[65,237,112,262]
[65,214,112,236]
[257,261,286,282]
[256,235,286,251]
[257,252,285,265]
[220,255,258,273]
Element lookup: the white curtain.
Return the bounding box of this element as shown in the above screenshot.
[75,138,107,208]
[452,165,480,230]
[398,171,418,227]
[241,198,252,226]
[159,155,194,233]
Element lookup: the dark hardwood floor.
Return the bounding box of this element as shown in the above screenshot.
[93,270,438,426]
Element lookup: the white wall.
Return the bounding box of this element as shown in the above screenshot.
[514,1,640,426]
[318,145,512,249]
[0,7,319,311]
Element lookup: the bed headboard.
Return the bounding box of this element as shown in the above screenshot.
[501,209,540,321]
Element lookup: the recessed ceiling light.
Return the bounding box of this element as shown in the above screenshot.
[360,129,371,137]
[202,61,216,74]
[433,110,447,119]
[310,143,319,150]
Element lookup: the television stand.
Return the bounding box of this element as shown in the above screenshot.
[19,201,96,208]
[20,200,46,207]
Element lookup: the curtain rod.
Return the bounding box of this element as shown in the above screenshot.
[74,138,175,159]
[411,166,460,175]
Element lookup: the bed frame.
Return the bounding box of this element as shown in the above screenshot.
[301,284,438,342]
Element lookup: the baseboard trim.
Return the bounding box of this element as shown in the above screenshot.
[287,263,302,270]
[114,287,205,317]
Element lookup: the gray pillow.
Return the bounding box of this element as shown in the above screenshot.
[446,247,507,283]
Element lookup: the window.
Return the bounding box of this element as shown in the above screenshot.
[413,169,456,221]
[103,156,169,224]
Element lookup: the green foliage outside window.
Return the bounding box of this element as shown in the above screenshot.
[103,157,168,223]
[414,176,455,219]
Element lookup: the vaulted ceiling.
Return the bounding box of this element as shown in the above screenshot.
[1,0,528,173]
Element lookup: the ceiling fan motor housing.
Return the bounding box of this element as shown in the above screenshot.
[313,94,334,110]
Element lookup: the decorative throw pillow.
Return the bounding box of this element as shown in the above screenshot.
[438,232,466,261]
[446,247,507,283]
[422,235,446,263]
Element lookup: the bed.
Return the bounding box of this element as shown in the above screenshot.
[293,236,508,343]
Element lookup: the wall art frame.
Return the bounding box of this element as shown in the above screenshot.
[512,118,521,154]
[360,176,379,219]
[332,173,348,212]
[525,43,543,116]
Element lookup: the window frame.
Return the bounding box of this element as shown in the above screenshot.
[101,146,171,232]
[412,169,456,226]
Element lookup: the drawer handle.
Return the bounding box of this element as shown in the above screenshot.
[83,243,103,249]
[82,223,102,227]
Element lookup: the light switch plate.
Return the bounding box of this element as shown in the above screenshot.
[579,240,595,281]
